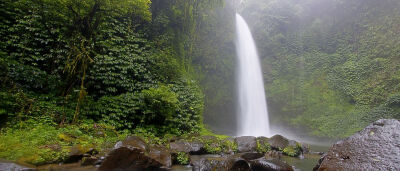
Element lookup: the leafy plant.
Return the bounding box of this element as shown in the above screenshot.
[282,143,302,157]
[176,152,190,165]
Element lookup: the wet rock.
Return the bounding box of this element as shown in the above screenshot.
[190,153,294,171]
[81,156,98,166]
[312,154,326,171]
[265,151,282,159]
[230,159,251,171]
[65,145,89,163]
[235,136,257,153]
[249,158,293,171]
[317,119,400,170]
[268,135,289,150]
[190,155,228,171]
[300,144,310,154]
[191,154,253,171]
[239,153,265,161]
[99,147,164,171]
[99,136,171,171]
[149,146,172,168]
[94,156,105,166]
[227,157,251,171]
[169,140,204,154]
[114,141,123,149]
[0,160,37,171]
[256,137,269,146]
[121,136,148,151]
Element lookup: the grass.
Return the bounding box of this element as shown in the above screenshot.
[0,120,129,165]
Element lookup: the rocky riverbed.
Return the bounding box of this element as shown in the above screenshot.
[1,119,399,171]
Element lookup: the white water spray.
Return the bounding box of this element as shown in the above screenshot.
[236,13,270,137]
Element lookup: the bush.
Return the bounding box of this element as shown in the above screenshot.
[256,139,271,153]
[282,143,302,157]
[176,152,190,165]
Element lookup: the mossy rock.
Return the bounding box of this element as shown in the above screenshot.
[220,138,238,154]
[195,136,222,154]
[282,143,302,157]
[256,137,271,153]
[58,133,74,142]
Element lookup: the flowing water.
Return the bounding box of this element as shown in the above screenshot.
[235,13,270,137]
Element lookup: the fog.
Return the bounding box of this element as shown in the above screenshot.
[202,0,400,144]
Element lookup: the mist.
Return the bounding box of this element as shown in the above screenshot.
[202,0,400,145]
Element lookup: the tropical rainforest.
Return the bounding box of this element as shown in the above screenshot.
[241,0,400,138]
[0,0,399,167]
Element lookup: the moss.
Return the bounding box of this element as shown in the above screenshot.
[256,140,271,153]
[220,139,238,153]
[0,121,129,165]
[282,143,302,157]
[198,127,229,139]
[176,152,189,165]
[203,141,222,154]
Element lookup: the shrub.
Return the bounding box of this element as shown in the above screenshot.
[282,143,302,157]
[256,140,271,153]
[176,152,190,165]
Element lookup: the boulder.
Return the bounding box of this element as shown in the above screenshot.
[268,135,289,150]
[249,158,293,171]
[317,119,400,170]
[169,140,204,154]
[239,153,265,161]
[256,136,271,153]
[65,145,91,163]
[0,160,36,171]
[190,154,252,171]
[265,151,283,159]
[99,136,171,171]
[235,136,257,153]
[190,155,228,171]
[190,152,294,171]
[256,137,269,146]
[81,156,99,166]
[300,144,310,154]
[99,147,162,171]
[312,154,326,171]
[201,136,222,154]
[149,146,172,168]
[121,136,148,151]
[221,137,237,154]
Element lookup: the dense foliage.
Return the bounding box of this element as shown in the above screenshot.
[1,0,399,166]
[0,0,224,140]
[242,0,400,137]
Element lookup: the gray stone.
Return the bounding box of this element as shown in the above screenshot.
[250,158,293,171]
[235,136,257,153]
[99,136,171,171]
[0,160,36,171]
[268,135,289,150]
[169,140,204,154]
[317,119,400,170]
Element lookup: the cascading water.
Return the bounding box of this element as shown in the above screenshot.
[235,13,270,137]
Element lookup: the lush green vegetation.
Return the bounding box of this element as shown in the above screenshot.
[0,121,129,165]
[242,0,400,137]
[0,0,225,164]
[0,0,399,165]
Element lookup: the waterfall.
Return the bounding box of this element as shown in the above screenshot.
[235,13,270,137]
